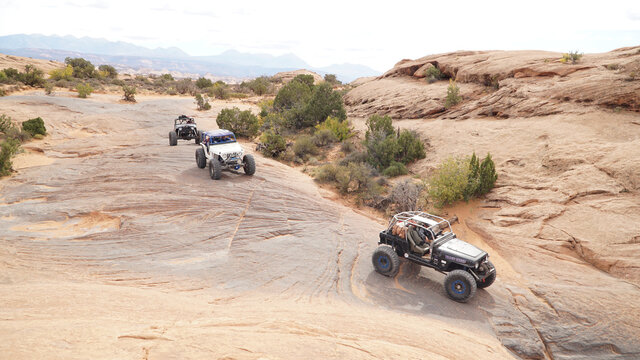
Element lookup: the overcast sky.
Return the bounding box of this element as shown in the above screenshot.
[1,0,639,72]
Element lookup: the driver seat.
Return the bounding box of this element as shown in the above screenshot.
[407,228,430,256]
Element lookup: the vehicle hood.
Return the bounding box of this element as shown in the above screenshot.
[438,238,487,263]
[211,142,243,155]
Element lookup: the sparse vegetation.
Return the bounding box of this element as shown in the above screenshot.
[208,82,229,99]
[49,65,74,81]
[1,114,46,177]
[606,63,620,71]
[244,76,273,96]
[560,51,583,64]
[259,130,286,158]
[98,64,118,78]
[0,138,20,176]
[312,128,338,147]
[195,77,213,89]
[44,82,54,95]
[216,107,259,138]
[293,135,318,158]
[382,161,408,177]
[363,114,425,172]
[324,74,341,85]
[445,79,462,108]
[122,85,136,102]
[195,93,211,110]
[176,78,196,95]
[76,83,93,98]
[315,116,353,142]
[425,65,443,83]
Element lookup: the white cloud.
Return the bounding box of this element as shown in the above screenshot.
[0,0,639,72]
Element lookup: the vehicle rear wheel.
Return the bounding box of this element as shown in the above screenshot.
[243,154,255,175]
[476,261,496,289]
[169,131,177,146]
[372,245,399,277]
[195,147,206,169]
[195,130,202,144]
[209,158,222,180]
[444,270,477,302]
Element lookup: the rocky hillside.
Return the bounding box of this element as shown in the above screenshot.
[345,48,640,119]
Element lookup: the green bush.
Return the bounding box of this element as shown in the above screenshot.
[49,65,74,81]
[0,114,13,133]
[312,128,338,147]
[3,68,19,81]
[196,77,213,89]
[208,82,229,99]
[274,76,313,111]
[314,163,339,183]
[478,153,497,195]
[339,150,367,166]
[324,74,341,85]
[445,79,461,108]
[293,135,318,158]
[122,85,136,102]
[293,74,315,87]
[396,129,426,164]
[246,76,272,95]
[365,114,394,140]
[383,161,408,177]
[302,82,347,127]
[98,64,118,78]
[21,117,46,136]
[365,131,400,170]
[65,57,96,78]
[314,162,377,195]
[161,73,174,81]
[260,112,287,134]
[341,140,356,154]
[315,116,353,141]
[216,107,259,138]
[465,152,480,200]
[0,138,20,177]
[561,51,583,64]
[259,130,286,158]
[195,94,211,110]
[76,83,93,98]
[428,156,470,207]
[425,66,442,83]
[18,65,45,87]
[0,70,7,83]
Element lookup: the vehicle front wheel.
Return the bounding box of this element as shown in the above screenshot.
[169,131,177,146]
[195,147,206,169]
[444,270,477,302]
[372,245,399,277]
[243,154,255,175]
[209,159,222,180]
[476,261,496,289]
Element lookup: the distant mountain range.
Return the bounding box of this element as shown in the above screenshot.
[0,34,380,83]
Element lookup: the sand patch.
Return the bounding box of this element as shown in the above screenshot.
[11,149,55,170]
[10,211,121,239]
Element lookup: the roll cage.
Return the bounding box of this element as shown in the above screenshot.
[386,211,454,241]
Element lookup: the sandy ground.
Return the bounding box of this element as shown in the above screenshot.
[0,92,517,359]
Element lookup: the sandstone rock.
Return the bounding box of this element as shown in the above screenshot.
[272,69,323,84]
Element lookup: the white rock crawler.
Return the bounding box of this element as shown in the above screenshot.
[195,129,255,180]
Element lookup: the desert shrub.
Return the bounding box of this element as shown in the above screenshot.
[341,140,356,154]
[122,85,136,102]
[229,92,248,99]
[0,114,13,133]
[293,135,318,158]
[0,70,7,83]
[65,57,96,78]
[365,114,394,140]
[196,77,213,89]
[0,88,5,97]
[445,79,461,108]
[216,107,259,138]
[302,82,347,127]
[465,152,481,200]
[425,66,442,83]
[478,153,497,195]
[44,82,54,95]
[0,138,20,176]
[76,83,93,98]
[324,74,341,85]
[209,82,229,99]
[428,156,470,207]
[339,150,367,166]
[561,51,583,64]
[312,128,338,147]
[315,115,353,141]
[195,94,211,110]
[161,73,174,81]
[314,163,339,183]
[396,129,426,164]
[98,64,118,78]
[176,78,196,95]
[49,65,74,81]
[259,130,286,158]
[260,112,287,134]
[135,75,150,84]
[389,180,423,212]
[606,63,620,70]
[274,76,313,111]
[383,161,408,177]
[21,117,46,136]
[3,68,19,81]
[246,76,272,95]
[18,65,45,87]
[365,131,400,170]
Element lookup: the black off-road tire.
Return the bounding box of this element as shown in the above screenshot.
[195,130,202,144]
[169,131,177,146]
[209,159,222,180]
[476,261,496,289]
[372,245,400,277]
[195,147,206,169]
[243,154,256,175]
[444,270,477,302]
